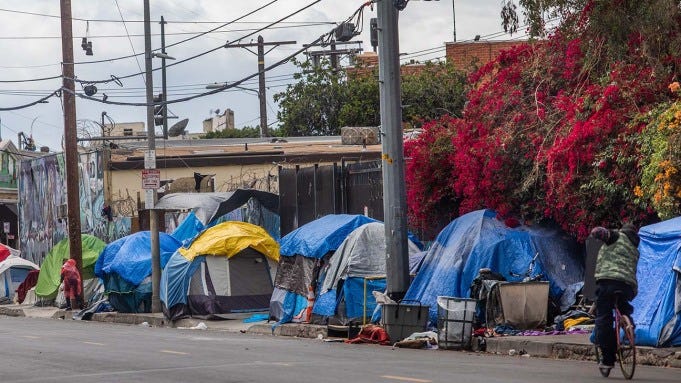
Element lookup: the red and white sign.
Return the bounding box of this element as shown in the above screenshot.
[141,169,161,189]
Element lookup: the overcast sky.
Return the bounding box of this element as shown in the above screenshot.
[0,0,512,151]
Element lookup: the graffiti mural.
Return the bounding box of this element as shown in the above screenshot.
[19,151,131,265]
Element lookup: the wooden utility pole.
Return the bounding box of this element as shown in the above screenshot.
[59,0,84,303]
[143,0,161,313]
[224,36,296,137]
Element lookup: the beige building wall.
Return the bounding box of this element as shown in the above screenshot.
[108,161,325,211]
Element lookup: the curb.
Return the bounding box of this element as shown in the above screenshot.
[248,323,327,338]
[485,337,681,368]
[0,306,25,317]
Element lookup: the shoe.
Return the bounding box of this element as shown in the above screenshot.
[598,362,614,369]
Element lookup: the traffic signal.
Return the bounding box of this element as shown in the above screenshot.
[153,93,165,126]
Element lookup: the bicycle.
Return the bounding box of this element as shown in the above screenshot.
[594,292,636,380]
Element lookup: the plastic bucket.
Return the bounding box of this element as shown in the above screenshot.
[437,296,477,350]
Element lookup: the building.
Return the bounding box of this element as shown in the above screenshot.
[445,40,525,71]
[102,121,148,144]
[203,109,235,134]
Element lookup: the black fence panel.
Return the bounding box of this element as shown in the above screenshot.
[296,166,317,226]
[279,167,298,236]
[345,160,384,221]
[279,160,383,237]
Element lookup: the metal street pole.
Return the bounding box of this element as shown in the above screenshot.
[59,0,84,303]
[257,35,268,137]
[143,0,161,313]
[378,0,409,301]
[160,16,168,140]
[452,0,457,42]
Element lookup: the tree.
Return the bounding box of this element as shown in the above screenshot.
[276,58,469,136]
[274,58,347,136]
[406,1,681,240]
[201,126,260,139]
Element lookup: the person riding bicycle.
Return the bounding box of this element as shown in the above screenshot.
[589,223,640,371]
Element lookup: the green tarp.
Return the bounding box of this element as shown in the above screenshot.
[35,235,106,298]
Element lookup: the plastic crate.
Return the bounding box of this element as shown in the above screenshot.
[381,301,429,343]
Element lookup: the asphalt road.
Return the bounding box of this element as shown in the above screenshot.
[0,316,677,383]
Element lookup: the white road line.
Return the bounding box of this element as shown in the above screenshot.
[381,375,432,383]
[20,336,39,339]
[82,341,105,346]
[160,349,189,355]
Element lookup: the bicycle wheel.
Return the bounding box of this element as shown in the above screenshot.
[618,315,636,380]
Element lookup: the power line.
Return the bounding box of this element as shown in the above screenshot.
[113,0,144,81]
[66,0,281,66]
[67,1,373,107]
[70,0,323,85]
[0,7,335,25]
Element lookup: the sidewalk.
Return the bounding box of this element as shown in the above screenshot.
[3,304,680,368]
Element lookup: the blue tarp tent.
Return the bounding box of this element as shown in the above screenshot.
[271,214,377,324]
[171,211,205,245]
[279,214,377,259]
[312,222,421,324]
[95,231,182,313]
[632,217,681,347]
[403,209,584,326]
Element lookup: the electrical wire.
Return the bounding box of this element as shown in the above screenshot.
[68,0,280,66]
[113,0,144,79]
[67,2,376,106]
[70,0,323,85]
[0,91,60,111]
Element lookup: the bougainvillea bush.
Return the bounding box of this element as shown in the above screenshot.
[405,3,681,241]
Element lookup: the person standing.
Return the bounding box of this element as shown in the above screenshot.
[60,259,82,311]
[589,224,640,371]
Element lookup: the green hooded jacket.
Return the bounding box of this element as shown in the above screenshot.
[594,231,639,295]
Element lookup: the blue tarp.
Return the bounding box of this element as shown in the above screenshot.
[632,217,681,347]
[171,212,205,245]
[403,209,584,326]
[95,231,182,286]
[279,214,377,258]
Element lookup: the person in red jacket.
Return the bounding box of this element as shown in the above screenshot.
[60,259,82,311]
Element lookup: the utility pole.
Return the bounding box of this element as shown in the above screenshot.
[257,36,268,137]
[304,40,363,69]
[60,0,84,303]
[225,36,296,137]
[378,0,409,301]
[143,0,161,313]
[160,16,168,140]
[452,0,457,42]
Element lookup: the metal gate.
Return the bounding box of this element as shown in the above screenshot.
[279,160,383,236]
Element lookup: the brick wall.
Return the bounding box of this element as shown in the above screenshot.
[445,40,525,71]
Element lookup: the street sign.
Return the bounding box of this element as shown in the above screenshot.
[144,150,156,169]
[141,169,161,190]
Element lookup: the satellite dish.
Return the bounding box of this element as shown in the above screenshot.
[168,118,189,137]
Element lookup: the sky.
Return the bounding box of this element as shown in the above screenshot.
[0,0,514,151]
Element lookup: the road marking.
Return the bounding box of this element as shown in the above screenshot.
[381,375,431,383]
[21,336,39,339]
[82,341,105,346]
[161,349,188,355]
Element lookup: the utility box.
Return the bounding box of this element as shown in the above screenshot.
[341,126,380,145]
